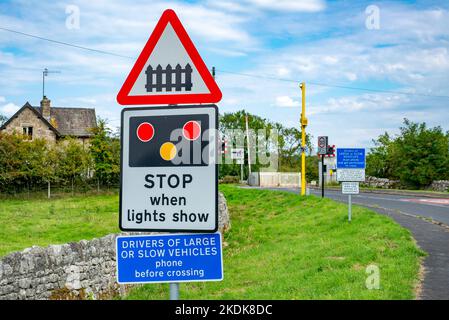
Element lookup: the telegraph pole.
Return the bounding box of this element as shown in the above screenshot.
[300,82,308,196]
[245,114,252,176]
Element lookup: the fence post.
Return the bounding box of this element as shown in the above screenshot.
[155,65,163,92]
[165,64,173,92]
[145,65,153,92]
[175,64,182,91]
[184,63,193,91]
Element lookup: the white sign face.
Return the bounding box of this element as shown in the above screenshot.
[231,148,244,160]
[337,169,365,182]
[342,182,359,194]
[116,9,222,106]
[120,105,218,232]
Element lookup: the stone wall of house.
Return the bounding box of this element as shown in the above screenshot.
[2,108,57,143]
[0,193,230,300]
[428,180,449,192]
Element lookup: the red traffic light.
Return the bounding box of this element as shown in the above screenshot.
[183,120,201,141]
[136,122,155,142]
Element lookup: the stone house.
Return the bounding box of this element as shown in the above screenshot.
[0,96,97,146]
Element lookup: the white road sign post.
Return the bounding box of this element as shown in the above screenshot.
[116,9,223,300]
[337,148,366,222]
[342,182,359,194]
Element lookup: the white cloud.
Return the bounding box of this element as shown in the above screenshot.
[344,73,357,81]
[275,96,300,107]
[277,67,290,76]
[0,96,5,103]
[1,103,20,116]
[208,48,247,57]
[309,93,410,116]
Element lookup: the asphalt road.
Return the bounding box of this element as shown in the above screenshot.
[253,186,449,300]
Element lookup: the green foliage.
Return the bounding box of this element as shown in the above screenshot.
[0,117,120,194]
[305,155,319,182]
[0,133,54,192]
[89,119,120,186]
[367,119,449,188]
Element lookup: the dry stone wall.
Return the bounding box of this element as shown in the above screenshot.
[429,180,449,192]
[362,176,400,189]
[0,192,229,300]
[363,176,449,192]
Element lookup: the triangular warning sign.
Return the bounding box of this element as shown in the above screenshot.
[117,9,222,106]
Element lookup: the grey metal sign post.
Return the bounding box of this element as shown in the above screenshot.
[348,194,352,222]
[342,181,359,221]
[170,283,179,300]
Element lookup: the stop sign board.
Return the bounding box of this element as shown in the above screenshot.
[120,104,218,232]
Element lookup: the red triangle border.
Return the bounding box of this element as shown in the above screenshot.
[116,9,222,106]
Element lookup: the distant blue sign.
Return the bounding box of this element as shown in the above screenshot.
[337,148,366,169]
[116,233,223,284]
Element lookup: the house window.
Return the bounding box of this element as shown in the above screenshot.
[23,126,33,140]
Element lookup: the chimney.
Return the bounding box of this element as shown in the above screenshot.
[41,96,51,120]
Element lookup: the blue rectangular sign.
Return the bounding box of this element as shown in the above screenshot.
[116,233,223,284]
[337,148,366,169]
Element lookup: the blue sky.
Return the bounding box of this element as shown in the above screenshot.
[1,0,448,148]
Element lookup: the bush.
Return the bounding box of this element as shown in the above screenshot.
[0,117,120,195]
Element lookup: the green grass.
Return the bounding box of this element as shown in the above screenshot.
[0,185,424,299]
[360,187,449,195]
[0,192,120,256]
[125,185,425,300]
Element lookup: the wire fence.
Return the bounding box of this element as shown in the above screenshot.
[0,182,119,200]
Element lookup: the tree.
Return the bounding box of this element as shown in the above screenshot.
[58,137,90,194]
[89,118,120,190]
[394,119,449,188]
[40,144,59,198]
[366,132,397,178]
[366,119,449,189]
[219,110,273,178]
[219,110,312,177]
[0,132,25,193]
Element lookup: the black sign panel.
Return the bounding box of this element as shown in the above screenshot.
[129,114,210,167]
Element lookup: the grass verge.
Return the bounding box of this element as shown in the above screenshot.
[0,193,119,257]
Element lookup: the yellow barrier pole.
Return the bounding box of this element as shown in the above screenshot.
[300,82,307,196]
